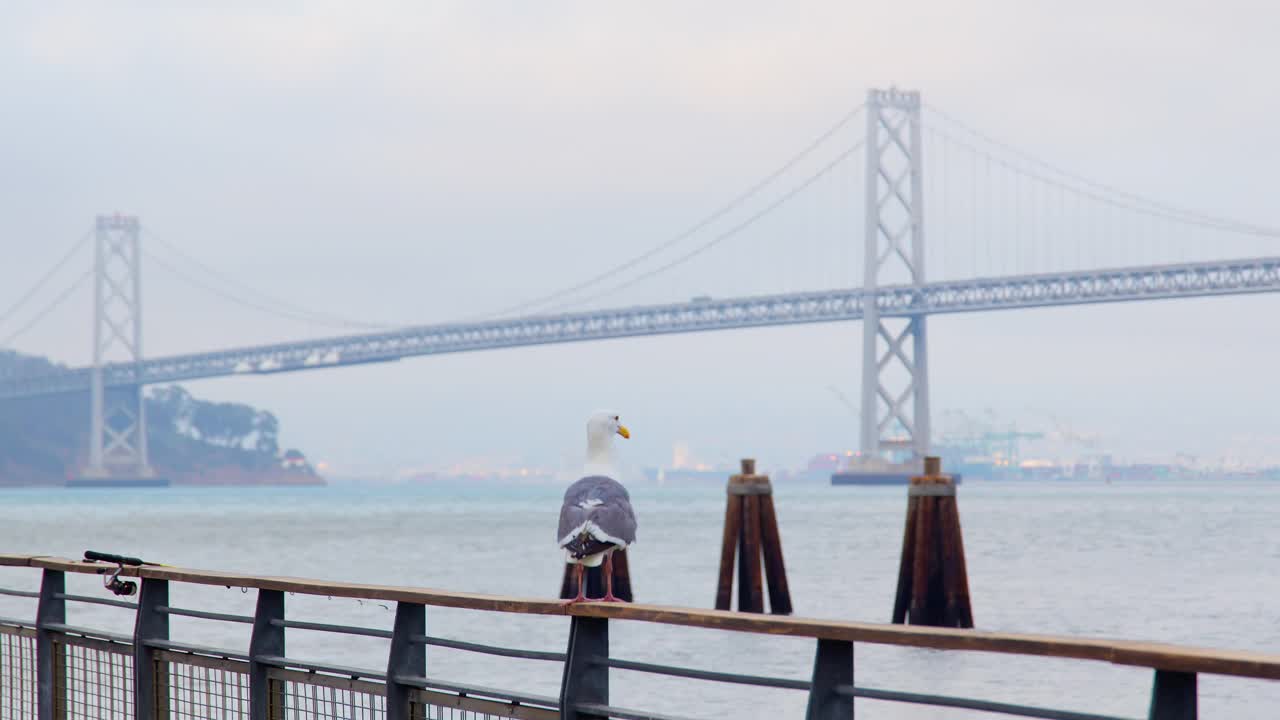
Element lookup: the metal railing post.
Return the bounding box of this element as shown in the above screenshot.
[36,570,67,720]
[249,590,285,720]
[804,639,853,720]
[1148,670,1196,720]
[385,602,425,720]
[559,616,608,720]
[133,579,169,720]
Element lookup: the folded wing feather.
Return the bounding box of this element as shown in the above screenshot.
[557,475,637,558]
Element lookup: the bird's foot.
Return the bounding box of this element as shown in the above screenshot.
[560,595,589,606]
[598,592,627,603]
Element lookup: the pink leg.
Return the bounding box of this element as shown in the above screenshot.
[601,552,625,602]
[560,563,588,605]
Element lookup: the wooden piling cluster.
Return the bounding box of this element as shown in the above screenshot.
[714,459,792,614]
[556,454,970,623]
[891,456,973,628]
[559,549,633,603]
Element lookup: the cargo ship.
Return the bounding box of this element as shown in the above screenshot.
[66,477,170,488]
[830,455,962,486]
[642,467,729,484]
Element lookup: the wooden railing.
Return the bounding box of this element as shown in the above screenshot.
[1,553,1277,719]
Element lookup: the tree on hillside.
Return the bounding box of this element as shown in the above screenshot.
[148,386,280,454]
[0,360,301,485]
[148,386,196,437]
[253,411,279,455]
[192,401,257,448]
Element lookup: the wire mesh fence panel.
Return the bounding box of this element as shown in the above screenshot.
[269,669,386,720]
[410,689,558,720]
[57,637,134,720]
[159,651,251,720]
[0,627,37,720]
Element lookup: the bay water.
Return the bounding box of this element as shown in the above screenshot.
[1,479,1277,718]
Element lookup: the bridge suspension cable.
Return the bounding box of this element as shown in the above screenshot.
[142,228,405,331]
[141,103,869,330]
[481,103,867,318]
[0,267,93,348]
[142,247,399,331]
[928,125,1280,238]
[540,138,867,313]
[918,102,1280,282]
[924,102,1280,239]
[0,228,91,330]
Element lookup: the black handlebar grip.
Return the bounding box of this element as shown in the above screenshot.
[84,550,145,566]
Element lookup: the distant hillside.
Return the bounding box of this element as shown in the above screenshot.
[0,350,322,487]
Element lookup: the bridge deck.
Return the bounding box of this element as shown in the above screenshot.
[3,255,1279,400]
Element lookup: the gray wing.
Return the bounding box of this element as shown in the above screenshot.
[557,475,638,547]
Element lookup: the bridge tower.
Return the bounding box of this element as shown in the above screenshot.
[859,88,930,461]
[83,214,154,480]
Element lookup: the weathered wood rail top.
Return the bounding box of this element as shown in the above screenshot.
[4,552,1278,683]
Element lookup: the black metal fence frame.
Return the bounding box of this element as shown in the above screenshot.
[0,558,1269,719]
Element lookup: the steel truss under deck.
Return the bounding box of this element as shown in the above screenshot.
[2,255,1278,401]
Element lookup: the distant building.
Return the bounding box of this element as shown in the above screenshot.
[280,449,314,473]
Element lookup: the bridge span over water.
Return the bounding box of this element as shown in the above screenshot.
[3,87,1279,481]
[3,255,1279,401]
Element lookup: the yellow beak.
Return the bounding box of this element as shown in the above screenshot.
[617,425,631,439]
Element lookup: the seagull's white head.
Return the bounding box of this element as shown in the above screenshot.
[586,411,630,467]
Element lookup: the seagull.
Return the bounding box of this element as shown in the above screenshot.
[557,411,637,604]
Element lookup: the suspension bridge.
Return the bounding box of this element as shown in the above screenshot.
[2,87,1278,481]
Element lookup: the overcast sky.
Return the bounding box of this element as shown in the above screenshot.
[2,2,1279,475]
